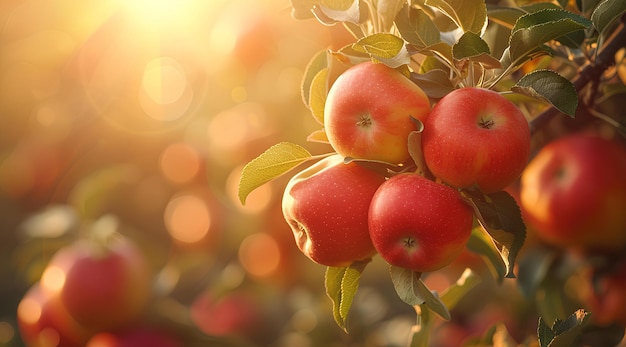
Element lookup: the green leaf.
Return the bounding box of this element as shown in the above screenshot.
[410,69,455,99]
[591,0,626,38]
[538,309,591,347]
[325,261,368,332]
[238,142,312,204]
[460,188,526,279]
[352,33,411,68]
[509,9,591,63]
[315,0,363,24]
[487,6,525,29]
[512,69,578,117]
[407,126,431,179]
[389,266,451,320]
[453,31,490,60]
[425,0,487,34]
[306,129,329,143]
[440,268,480,310]
[309,68,329,124]
[375,0,406,32]
[467,227,507,281]
[301,50,328,110]
[394,4,441,47]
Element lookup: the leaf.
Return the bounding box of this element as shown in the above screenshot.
[487,6,525,29]
[352,33,411,68]
[389,266,451,320]
[374,0,406,31]
[325,261,368,332]
[425,0,487,34]
[331,44,372,65]
[410,69,455,99]
[301,50,328,109]
[316,0,363,24]
[306,129,330,143]
[467,227,507,281]
[538,309,590,347]
[509,9,591,63]
[394,4,441,47]
[460,188,526,278]
[238,142,312,204]
[439,268,480,310]
[453,31,490,60]
[512,69,578,117]
[591,0,626,40]
[407,126,430,178]
[309,68,329,124]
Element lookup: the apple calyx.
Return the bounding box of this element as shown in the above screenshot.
[478,117,495,129]
[357,114,373,128]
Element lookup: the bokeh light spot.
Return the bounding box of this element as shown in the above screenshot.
[0,321,15,344]
[159,143,201,184]
[164,195,211,244]
[238,233,280,278]
[142,57,187,105]
[40,265,66,293]
[17,297,41,325]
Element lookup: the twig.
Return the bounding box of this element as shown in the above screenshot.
[529,14,626,134]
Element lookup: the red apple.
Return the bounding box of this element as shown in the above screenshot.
[190,291,261,337]
[422,87,530,193]
[368,173,474,272]
[583,259,626,326]
[86,327,182,347]
[520,134,626,250]
[17,283,91,347]
[282,154,385,267]
[324,61,431,165]
[44,236,152,332]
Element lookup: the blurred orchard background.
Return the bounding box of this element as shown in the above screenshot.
[0,0,593,346]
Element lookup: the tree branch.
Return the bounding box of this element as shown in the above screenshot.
[529,14,626,134]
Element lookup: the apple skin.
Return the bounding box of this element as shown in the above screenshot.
[368,173,474,272]
[324,61,431,165]
[86,327,182,347]
[583,259,626,326]
[282,154,386,267]
[45,237,152,332]
[422,87,530,193]
[17,283,91,347]
[520,134,626,250]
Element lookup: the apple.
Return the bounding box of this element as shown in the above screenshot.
[324,61,431,165]
[422,87,530,193]
[282,154,386,267]
[190,291,261,337]
[43,236,152,332]
[582,259,626,326]
[86,327,182,347]
[520,134,626,250]
[368,173,474,272]
[17,283,91,347]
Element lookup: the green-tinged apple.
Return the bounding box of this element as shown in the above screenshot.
[422,87,530,193]
[520,134,626,250]
[324,61,431,165]
[44,236,152,332]
[282,154,385,267]
[368,173,474,272]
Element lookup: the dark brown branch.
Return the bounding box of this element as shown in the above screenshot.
[529,15,626,134]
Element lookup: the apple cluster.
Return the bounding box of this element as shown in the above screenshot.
[282,61,531,272]
[16,230,181,347]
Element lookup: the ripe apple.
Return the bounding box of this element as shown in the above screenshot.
[44,236,152,332]
[422,87,530,193]
[368,173,474,272]
[17,283,91,347]
[324,61,431,165]
[282,154,386,267]
[583,259,626,326]
[520,134,626,250]
[86,327,182,347]
[190,291,261,337]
